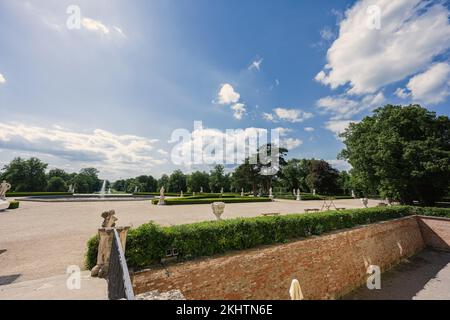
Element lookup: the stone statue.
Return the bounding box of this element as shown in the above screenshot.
[313,189,316,196]
[351,190,356,198]
[0,180,11,200]
[361,198,369,208]
[220,187,224,194]
[101,210,118,228]
[293,189,296,196]
[241,188,244,197]
[180,190,184,197]
[200,186,203,193]
[158,186,165,205]
[269,187,274,200]
[296,189,301,201]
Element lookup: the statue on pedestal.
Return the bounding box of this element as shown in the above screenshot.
[0,180,11,200]
[158,186,165,205]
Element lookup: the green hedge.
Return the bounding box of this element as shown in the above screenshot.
[7,201,20,209]
[87,206,450,270]
[275,194,354,201]
[6,192,73,197]
[150,197,272,205]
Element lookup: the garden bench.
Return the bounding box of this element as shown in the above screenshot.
[261,212,280,216]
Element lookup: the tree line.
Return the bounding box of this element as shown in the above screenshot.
[0,105,448,205]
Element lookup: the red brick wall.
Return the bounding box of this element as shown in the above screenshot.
[132,217,425,300]
[417,216,450,251]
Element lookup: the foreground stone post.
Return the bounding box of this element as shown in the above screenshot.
[91,227,130,278]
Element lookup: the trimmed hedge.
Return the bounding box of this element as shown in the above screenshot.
[275,194,354,201]
[7,201,20,209]
[150,197,272,205]
[86,206,450,270]
[134,192,192,197]
[6,192,73,197]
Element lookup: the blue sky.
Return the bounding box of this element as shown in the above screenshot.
[0,0,449,180]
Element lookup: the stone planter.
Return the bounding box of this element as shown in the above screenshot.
[211,202,226,220]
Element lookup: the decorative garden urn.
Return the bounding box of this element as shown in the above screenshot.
[211,202,226,221]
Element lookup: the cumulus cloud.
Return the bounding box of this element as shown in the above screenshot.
[403,62,450,105]
[304,127,315,132]
[0,122,162,174]
[231,103,247,120]
[263,108,313,123]
[0,73,6,84]
[324,120,358,139]
[327,159,352,172]
[315,0,450,95]
[316,92,385,120]
[217,83,240,105]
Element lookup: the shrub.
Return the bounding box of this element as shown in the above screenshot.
[85,234,100,269]
[7,201,20,209]
[6,192,73,197]
[411,206,450,218]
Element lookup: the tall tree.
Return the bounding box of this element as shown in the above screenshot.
[209,165,226,192]
[340,104,450,205]
[168,170,187,193]
[306,160,340,195]
[187,171,210,193]
[1,157,48,192]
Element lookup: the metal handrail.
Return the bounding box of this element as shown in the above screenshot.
[107,229,135,300]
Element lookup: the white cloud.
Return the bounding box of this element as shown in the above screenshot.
[157,149,168,156]
[262,112,275,122]
[405,62,450,105]
[217,83,240,105]
[264,108,313,123]
[231,103,247,120]
[324,120,358,139]
[0,122,162,175]
[394,87,410,99]
[304,127,315,132]
[280,138,303,150]
[327,159,352,172]
[0,73,6,84]
[316,92,384,120]
[315,0,450,95]
[248,57,263,71]
[320,27,335,41]
[82,18,110,34]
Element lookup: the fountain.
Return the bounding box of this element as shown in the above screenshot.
[99,180,107,198]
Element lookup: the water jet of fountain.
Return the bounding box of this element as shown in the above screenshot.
[100,180,106,198]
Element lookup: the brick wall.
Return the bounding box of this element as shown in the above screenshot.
[132,217,425,300]
[417,216,450,251]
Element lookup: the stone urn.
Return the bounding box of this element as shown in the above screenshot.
[211,202,226,221]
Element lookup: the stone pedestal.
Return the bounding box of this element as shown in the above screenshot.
[91,226,130,278]
[0,200,10,211]
[158,196,165,205]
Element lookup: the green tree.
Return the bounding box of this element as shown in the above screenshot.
[187,171,210,193]
[135,175,158,192]
[340,104,450,205]
[168,170,187,193]
[47,176,67,192]
[73,168,101,193]
[158,174,170,191]
[337,171,352,196]
[209,165,225,192]
[1,157,48,191]
[281,159,311,192]
[48,168,70,182]
[306,160,340,196]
